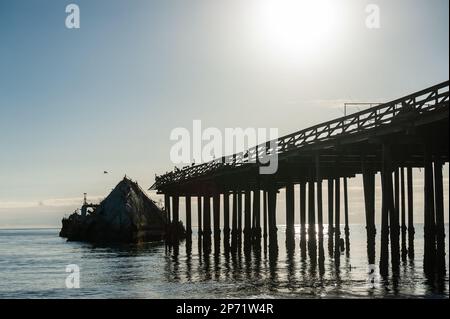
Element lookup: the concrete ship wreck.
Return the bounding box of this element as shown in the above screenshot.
[60,177,185,243]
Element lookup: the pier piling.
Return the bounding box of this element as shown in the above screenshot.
[172,195,179,224]
[186,196,192,239]
[434,159,446,276]
[231,191,238,251]
[400,168,407,261]
[407,167,415,259]
[197,196,202,237]
[285,182,295,247]
[263,191,268,250]
[203,195,212,249]
[300,181,307,256]
[334,177,341,259]
[316,155,324,241]
[327,179,334,256]
[223,192,230,248]
[391,168,400,272]
[268,187,278,251]
[252,188,261,245]
[308,177,317,258]
[244,190,252,249]
[362,162,376,266]
[424,145,436,276]
[213,193,221,247]
[343,177,350,254]
[164,194,171,224]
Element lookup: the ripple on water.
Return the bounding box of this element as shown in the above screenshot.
[0,226,448,298]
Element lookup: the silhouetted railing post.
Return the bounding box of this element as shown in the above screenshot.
[285,182,295,247]
[407,167,415,259]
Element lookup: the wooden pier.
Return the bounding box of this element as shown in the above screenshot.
[151,81,449,278]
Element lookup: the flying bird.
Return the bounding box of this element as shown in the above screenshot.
[104,171,108,174]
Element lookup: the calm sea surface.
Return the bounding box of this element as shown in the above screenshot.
[0,225,448,299]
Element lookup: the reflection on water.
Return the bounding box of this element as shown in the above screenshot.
[0,225,448,298]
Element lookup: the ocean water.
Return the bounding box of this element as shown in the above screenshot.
[0,225,448,299]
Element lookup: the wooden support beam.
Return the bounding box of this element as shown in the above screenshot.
[231,191,238,250]
[388,153,400,273]
[380,144,396,276]
[185,196,192,238]
[343,177,350,253]
[299,181,307,254]
[285,182,295,246]
[223,192,230,239]
[327,179,334,256]
[362,162,376,265]
[238,192,243,237]
[423,145,436,275]
[164,194,171,224]
[268,187,278,250]
[263,191,268,247]
[197,196,202,236]
[252,192,256,235]
[172,195,179,223]
[434,159,446,275]
[379,171,390,276]
[391,168,400,271]
[407,167,415,259]
[316,155,324,241]
[244,190,252,247]
[400,167,407,261]
[308,177,317,257]
[334,177,341,258]
[213,193,221,243]
[203,195,212,246]
[252,188,261,242]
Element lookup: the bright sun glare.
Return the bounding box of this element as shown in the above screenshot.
[255,0,340,64]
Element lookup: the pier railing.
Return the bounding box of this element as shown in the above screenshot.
[151,81,449,189]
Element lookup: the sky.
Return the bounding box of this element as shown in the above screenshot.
[0,0,448,228]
